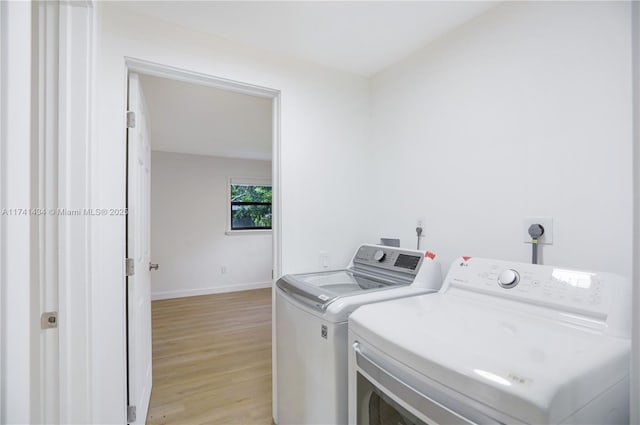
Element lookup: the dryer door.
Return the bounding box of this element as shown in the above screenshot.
[354,343,505,425]
[357,372,426,425]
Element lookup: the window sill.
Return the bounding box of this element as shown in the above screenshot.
[225,229,272,236]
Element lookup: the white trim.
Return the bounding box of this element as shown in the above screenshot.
[225,229,272,236]
[631,1,640,423]
[151,281,272,301]
[23,1,96,423]
[0,2,38,423]
[0,1,5,419]
[36,3,60,423]
[230,176,272,186]
[270,92,282,424]
[126,57,279,99]
[57,2,94,423]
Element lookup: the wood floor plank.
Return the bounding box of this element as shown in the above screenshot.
[146,288,273,425]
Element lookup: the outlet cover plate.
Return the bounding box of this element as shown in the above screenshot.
[319,251,329,268]
[523,217,553,245]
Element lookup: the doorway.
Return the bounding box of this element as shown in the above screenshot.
[125,59,281,424]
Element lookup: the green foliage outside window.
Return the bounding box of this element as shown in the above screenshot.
[231,184,272,230]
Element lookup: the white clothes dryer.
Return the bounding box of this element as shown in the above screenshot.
[348,257,631,424]
[275,244,442,425]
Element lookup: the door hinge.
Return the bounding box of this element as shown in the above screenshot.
[41,311,58,329]
[126,110,136,128]
[127,405,136,423]
[126,258,135,276]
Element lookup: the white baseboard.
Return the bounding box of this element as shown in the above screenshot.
[151,281,273,301]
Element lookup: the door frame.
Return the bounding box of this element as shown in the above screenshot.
[0,1,95,423]
[124,57,283,421]
[0,2,38,423]
[125,57,282,278]
[632,1,640,423]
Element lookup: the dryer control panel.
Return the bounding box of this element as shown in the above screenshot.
[443,257,631,337]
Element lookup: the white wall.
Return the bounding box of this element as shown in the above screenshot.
[88,1,633,421]
[150,152,272,300]
[91,3,370,422]
[368,1,633,278]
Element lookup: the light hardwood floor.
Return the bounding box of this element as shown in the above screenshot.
[147,288,273,425]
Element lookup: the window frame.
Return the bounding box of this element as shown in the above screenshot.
[226,177,273,235]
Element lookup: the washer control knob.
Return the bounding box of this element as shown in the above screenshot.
[373,250,386,262]
[498,269,520,288]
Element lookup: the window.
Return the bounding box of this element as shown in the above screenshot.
[229,180,272,231]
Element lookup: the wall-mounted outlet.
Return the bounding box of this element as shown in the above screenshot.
[221,266,228,274]
[523,217,553,244]
[319,251,329,269]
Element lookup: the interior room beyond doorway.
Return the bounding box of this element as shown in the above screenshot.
[137,71,275,423]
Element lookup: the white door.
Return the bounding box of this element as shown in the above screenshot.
[126,72,152,424]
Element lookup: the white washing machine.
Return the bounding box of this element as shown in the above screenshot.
[348,257,632,424]
[275,244,442,425]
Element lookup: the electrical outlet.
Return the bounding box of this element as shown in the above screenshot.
[319,251,329,269]
[221,266,228,274]
[523,217,553,244]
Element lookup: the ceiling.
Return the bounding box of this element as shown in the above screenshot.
[132,1,498,160]
[119,1,498,77]
[139,74,272,160]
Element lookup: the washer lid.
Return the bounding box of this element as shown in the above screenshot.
[277,269,406,312]
[349,291,631,424]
